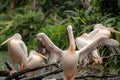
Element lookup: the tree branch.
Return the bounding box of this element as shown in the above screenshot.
[0,71,9,77]
[5,63,58,80]
[102,53,120,59]
[21,68,63,80]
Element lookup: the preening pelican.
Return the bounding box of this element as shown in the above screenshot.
[0,33,28,74]
[37,25,119,80]
[76,24,120,66]
[25,50,47,76]
[26,50,47,69]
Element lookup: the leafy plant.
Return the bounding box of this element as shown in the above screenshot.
[40,25,68,49]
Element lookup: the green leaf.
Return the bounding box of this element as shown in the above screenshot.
[0,21,13,34]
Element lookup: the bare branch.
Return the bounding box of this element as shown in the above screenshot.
[5,62,12,71]
[102,53,120,59]
[0,71,9,77]
[5,63,58,80]
[21,68,63,80]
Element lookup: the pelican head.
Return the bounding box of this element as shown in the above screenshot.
[14,33,21,39]
[94,24,104,29]
[94,24,110,30]
[94,24,120,34]
[67,25,72,31]
[0,33,21,46]
[37,33,46,41]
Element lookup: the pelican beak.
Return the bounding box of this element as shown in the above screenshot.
[67,25,76,50]
[38,53,48,60]
[0,37,13,46]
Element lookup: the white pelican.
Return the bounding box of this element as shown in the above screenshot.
[37,25,119,80]
[88,24,120,40]
[0,33,28,74]
[76,24,120,66]
[25,50,48,76]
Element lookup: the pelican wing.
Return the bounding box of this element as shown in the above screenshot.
[25,55,34,69]
[19,40,28,57]
[102,39,119,47]
[78,36,120,56]
[76,37,89,49]
[37,33,63,63]
[26,56,33,64]
[76,37,102,65]
[105,39,120,54]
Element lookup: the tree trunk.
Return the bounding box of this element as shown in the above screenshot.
[9,0,15,16]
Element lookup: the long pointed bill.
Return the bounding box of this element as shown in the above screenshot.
[38,53,48,60]
[0,37,13,46]
[108,28,120,34]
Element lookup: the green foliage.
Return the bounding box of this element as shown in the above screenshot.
[41,25,69,49]
[0,11,45,51]
[99,0,120,15]
[41,0,81,17]
[0,0,10,13]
